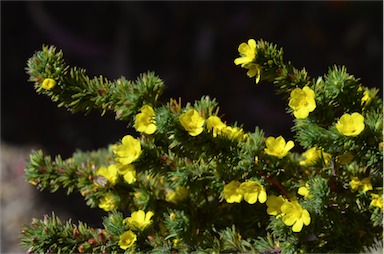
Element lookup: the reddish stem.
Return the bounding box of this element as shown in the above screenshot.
[259,173,290,201]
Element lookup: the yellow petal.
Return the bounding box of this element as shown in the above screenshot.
[145,124,157,134]
[285,140,295,152]
[302,210,311,225]
[292,219,304,232]
[282,213,296,226]
[298,186,309,197]
[303,86,315,98]
[293,108,309,119]
[258,190,267,203]
[146,211,155,221]
[123,170,136,184]
[234,57,248,65]
[244,193,258,204]
[247,39,256,49]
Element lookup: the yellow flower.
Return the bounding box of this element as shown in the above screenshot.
[98,193,117,211]
[266,195,286,216]
[298,184,313,198]
[117,164,136,184]
[349,177,373,193]
[299,147,331,166]
[28,179,37,185]
[179,109,205,136]
[206,116,247,140]
[358,86,372,107]
[96,164,118,185]
[134,105,157,134]
[336,112,365,136]
[206,116,226,137]
[234,39,257,66]
[169,212,177,220]
[360,178,373,192]
[119,230,137,250]
[264,136,294,158]
[238,181,267,204]
[361,90,371,106]
[223,180,243,203]
[41,78,56,90]
[281,201,311,232]
[123,170,136,184]
[113,135,142,165]
[124,210,154,231]
[370,193,383,209]
[244,63,261,84]
[166,186,189,203]
[234,39,262,84]
[221,126,247,141]
[288,86,316,119]
[349,177,361,190]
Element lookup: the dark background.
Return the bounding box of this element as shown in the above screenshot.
[1,1,383,251]
[2,1,383,154]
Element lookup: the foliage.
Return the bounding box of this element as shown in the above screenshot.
[20,39,382,253]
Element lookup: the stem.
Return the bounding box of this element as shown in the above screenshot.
[259,173,290,201]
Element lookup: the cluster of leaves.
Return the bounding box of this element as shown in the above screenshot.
[20,40,382,253]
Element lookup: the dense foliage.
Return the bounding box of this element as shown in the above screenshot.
[20,39,382,253]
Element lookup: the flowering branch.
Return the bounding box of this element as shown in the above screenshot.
[20,39,383,253]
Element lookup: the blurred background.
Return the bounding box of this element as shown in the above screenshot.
[1,1,382,253]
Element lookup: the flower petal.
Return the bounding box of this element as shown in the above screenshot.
[302,210,311,225]
[258,190,267,203]
[285,140,295,152]
[292,219,304,232]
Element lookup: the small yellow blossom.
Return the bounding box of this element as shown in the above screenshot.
[117,164,136,184]
[264,136,294,158]
[266,195,286,216]
[298,184,313,198]
[244,63,261,84]
[254,156,259,164]
[221,126,247,141]
[124,210,154,231]
[238,181,267,204]
[119,230,137,250]
[96,164,118,185]
[166,186,189,203]
[41,78,56,90]
[349,177,373,193]
[28,179,37,185]
[370,193,383,209]
[179,109,205,136]
[113,135,142,165]
[281,201,311,232]
[223,180,243,203]
[206,116,246,140]
[98,193,117,212]
[288,86,316,119]
[123,170,136,184]
[173,238,181,248]
[169,212,177,220]
[299,147,331,166]
[134,105,157,134]
[206,116,226,137]
[234,39,262,84]
[336,112,365,136]
[234,39,257,66]
[358,86,372,107]
[361,90,371,106]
